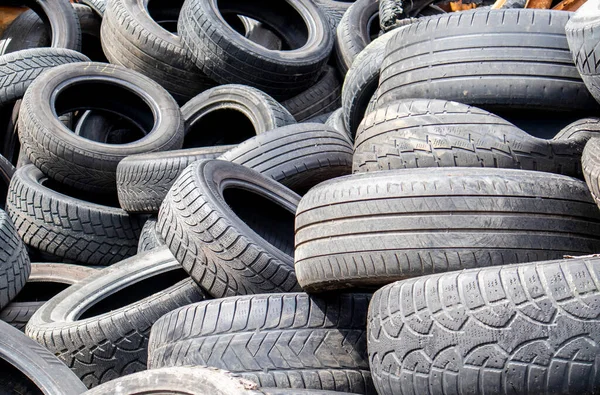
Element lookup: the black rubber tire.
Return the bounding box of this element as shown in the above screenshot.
[220,123,353,195]
[181,84,296,149]
[335,0,379,76]
[295,167,600,292]
[566,0,600,104]
[282,65,341,122]
[353,99,597,179]
[7,165,145,266]
[583,138,600,210]
[554,117,600,142]
[377,9,599,115]
[79,0,106,16]
[0,263,97,331]
[148,293,374,394]
[158,160,301,298]
[0,209,30,311]
[242,18,283,51]
[305,111,334,124]
[0,320,86,395]
[178,0,333,100]
[369,255,600,395]
[25,247,206,388]
[313,0,354,32]
[117,146,233,213]
[74,3,107,62]
[325,107,348,136]
[0,154,15,210]
[0,10,49,55]
[101,0,215,103]
[0,48,89,108]
[18,62,184,194]
[138,216,163,252]
[342,31,394,138]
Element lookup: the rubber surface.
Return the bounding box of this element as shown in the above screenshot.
[583,138,600,209]
[0,209,29,310]
[282,66,341,122]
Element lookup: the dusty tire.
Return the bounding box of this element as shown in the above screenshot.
[18,62,184,193]
[25,247,206,388]
[554,117,600,142]
[178,0,333,100]
[158,160,301,298]
[313,0,354,31]
[117,146,232,213]
[148,293,374,394]
[353,99,596,179]
[583,138,600,209]
[7,165,144,266]
[101,0,214,103]
[282,66,341,122]
[79,0,106,16]
[137,216,164,252]
[181,84,295,149]
[0,10,49,55]
[295,168,600,292]
[368,255,600,395]
[0,263,97,331]
[0,209,30,311]
[220,123,353,194]
[377,9,599,115]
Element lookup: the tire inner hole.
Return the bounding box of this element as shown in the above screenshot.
[223,187,295,258]
[0,360,42,395]
[78,268,189,320]
[184,108,257,148]
[53,80,154,145]
[146,0,184,33]
[41,177,121,207]
[12,281,70,303]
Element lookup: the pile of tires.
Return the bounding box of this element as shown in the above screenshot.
[0,0,599,394]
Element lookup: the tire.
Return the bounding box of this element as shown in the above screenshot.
[325,107,348,136]
[79,0,106,16]
[101,0,214,103]
[583,138,600,209]
[313,0,354,31]
[0,320,86,395]
[0,263,97,331]
[342,30,394,138]
[181,84,296,149]
[0,10,49,55]
[158,160,301,298]
[0,154,15,210]
[566,0,600,104]
[220,123,353,195]
[295,168,600,292]
[554,117,600,142]
[74,3,107,62]
[335,0,379,76]
[0,48,89,107]
[0,209,30,310]
[18,62,184,194]
[25,247,206,388]
[242,18,283,51]
[282,66,341,122]
[148,293,374,394]
[117,146,234,214]
[378,0,430,31]
[377,9,599,114]
[305,111,334,124]
[138,217,164,252]
[353,99,596,179]
[7,165,145,266]
[368,255,600,395]
[178,0,333,100]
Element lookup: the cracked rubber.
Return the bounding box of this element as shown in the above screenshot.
[158,160,301,298]
[148,293,374,394]
[0,209,30,311]
[368,255,600,395]
[25,247,206,388]
[282,66,341,122]
[7,165,144,266]
[295,167,600,292]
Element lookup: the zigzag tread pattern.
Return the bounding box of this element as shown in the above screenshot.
[0,211,30,310]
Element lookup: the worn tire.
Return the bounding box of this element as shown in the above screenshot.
[369,255,600,395]
[0,10,49,55]
[377,9,599,115]
[0,154,15,210]
[282,66,341,122]
[18,62,184,193]
[181,84,295,149]
[158,160,301,298]
[335,0,379,76]
[0,263,97,331]
[220,123,353,194]
[138,217,163,253]
[554,117,600,142]
[325,107,348,136]
[178,0,333,100]
[74,3,107,62]
[148,293,374,394]
[25,247,206,388]
[0,209,29,311]
[313,0,354,31]
[295,168,600,292]
[353,99,597,179]
[7,165,144,266]
[79,0,106,16]
[101,0,214,103]
[583,138,600,209]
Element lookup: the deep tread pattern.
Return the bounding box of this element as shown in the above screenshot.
[7,165,143,266]
[368,256,600,395]
[295,167,600,291]
[583,138,600,209]
[283,66,341,122]
[117,146,232,213]
[148,293,375,394]
[25,248,206,388]
[0,48,89,106]
[353,99,595,178]
[0,210,30,310]
[138,217,163,253]
[220,123,353,194]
